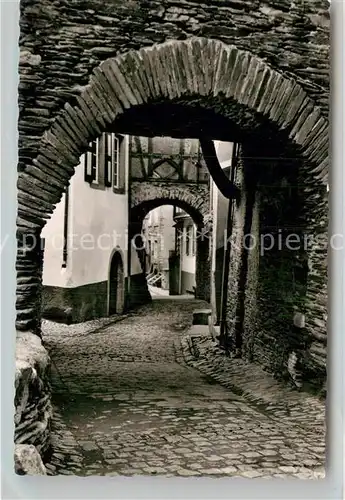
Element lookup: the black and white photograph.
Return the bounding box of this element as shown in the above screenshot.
[12,0,330,481]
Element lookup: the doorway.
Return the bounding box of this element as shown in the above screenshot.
[109,251,125,315]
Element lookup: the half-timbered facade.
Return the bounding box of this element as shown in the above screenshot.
[130,136,209,185]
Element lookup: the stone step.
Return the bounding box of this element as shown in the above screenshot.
[186,325,210,337]
[192,308,212,325]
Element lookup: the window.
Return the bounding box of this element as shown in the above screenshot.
[84,138,99,184]
[85,133,123,191]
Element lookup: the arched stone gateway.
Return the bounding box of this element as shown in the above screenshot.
[130,182,210,223]
[16,37,328,329]
[16,37,328,379]
[129,182,212,303]
[15,24,330,465]
[17,38,328,236]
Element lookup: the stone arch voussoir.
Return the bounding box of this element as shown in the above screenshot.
[17,36,328,234]
[130,182,210,227]
[129,181,211,303]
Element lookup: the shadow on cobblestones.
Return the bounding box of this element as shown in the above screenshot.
[42,298,325,479]
[180,336,326,434]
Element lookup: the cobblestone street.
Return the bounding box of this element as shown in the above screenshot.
[42,298,325,479]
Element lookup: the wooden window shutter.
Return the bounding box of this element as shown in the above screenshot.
[104,133,112,187]
[119,136,125,191]
[92,140,98,183]
[84,140,97,183]
[112,135,125,193]
[112,135,120,189]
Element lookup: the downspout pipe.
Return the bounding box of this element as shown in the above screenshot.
[219,143,240,354]
[62,186,69,268]
[199,139,241,202]
[126,137,132,310]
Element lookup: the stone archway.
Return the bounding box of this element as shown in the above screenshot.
[129,184,212,303]
[16,36,329,364]
[17,37,328,235]
[15,35,330,465]
[130,182,210,222]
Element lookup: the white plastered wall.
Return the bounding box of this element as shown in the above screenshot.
[42,136,130,288]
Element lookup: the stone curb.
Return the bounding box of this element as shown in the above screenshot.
[178,336,325,436]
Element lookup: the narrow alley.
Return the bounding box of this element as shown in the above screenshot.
[13,1,332,483]
[43,298,325,479]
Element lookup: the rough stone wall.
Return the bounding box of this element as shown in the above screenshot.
[195,237,211,302]
[296,164,328,384]
[240,147,318,385]
[224,154,247,348]
[130,181,210,222]
[15,332,52,461]
[130,180,211,301]
[16,232,44,334]
[16,33,330,333]
[222,137,327,389]
[242,195,260,361]
[214,247,225,322]
[18,0,329,177]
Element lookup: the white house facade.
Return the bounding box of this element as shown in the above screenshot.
[42,133,130,323]
[41,134,229,323]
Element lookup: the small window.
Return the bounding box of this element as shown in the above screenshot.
[84,139,99,184]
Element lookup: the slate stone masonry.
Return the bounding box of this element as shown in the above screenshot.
[18,0,329,168]
[15,2,330,464]
[223,141,328,387]
[42,281,109,324]
[15,332,52,466]
[130,180,212,302]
